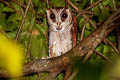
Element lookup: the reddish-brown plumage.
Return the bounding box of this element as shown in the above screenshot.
[71,16,77,47]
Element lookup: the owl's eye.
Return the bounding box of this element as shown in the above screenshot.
[50,13,55,19]
[62,13,68,19]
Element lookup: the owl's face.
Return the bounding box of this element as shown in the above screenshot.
[46,8,72,32]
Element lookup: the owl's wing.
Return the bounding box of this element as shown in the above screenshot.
[71,16,77,47]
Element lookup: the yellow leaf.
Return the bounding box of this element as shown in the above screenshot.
[0,32,24,77]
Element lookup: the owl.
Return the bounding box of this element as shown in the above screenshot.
[46,7,77,58]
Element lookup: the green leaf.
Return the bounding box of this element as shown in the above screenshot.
[7,13,22,22]
[2,7,14,12]
[84,30,92,38]
[33,0,39,7]
[102,45,112,54]
[6,31,16,39]
[5,13,22,31]
[30,36,48,59]
[103,0,112,5]
[51,0,64,7]
[86,23,95,31]
[103,0,114,8]
[108,35,116,43]
[0,3,5,11]
[78,18,84,31]
[0,12,7,30]
[57,73,64,80]
[35,23,48,37]
[92,6,101,20]
[10,2,21,11]
[81,0,88,8]
[100,7,110,22]
[96,44,104,52]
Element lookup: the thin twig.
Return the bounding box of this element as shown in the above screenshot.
[82,15,97,28]
[85,0,102,10]
[94,50,112,63]
[111,13,120,23]
[80,19,88,41]
[43,0,56,8]
[77,0,102,17]
[12,0,26,9]
[68,71,78,80]
[67,0,97,29]
[83,50,93,63]
[77,10,94,18]
[26,0,35,58]
[104,39,120,55]
[65,0,69,8]
[15,0,32,41]
[113,0,116,11]
[26,13,35,60]
[66,0,81,12]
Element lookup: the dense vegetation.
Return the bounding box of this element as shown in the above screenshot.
[0,0,120,80]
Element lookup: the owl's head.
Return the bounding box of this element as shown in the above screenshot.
[46,8,72,31]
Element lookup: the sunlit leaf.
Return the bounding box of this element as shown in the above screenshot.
[2,7,14,12]
[0,33,24,77]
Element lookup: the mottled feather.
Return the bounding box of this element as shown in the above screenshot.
[47,8,77,58]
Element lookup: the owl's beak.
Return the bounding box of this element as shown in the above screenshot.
[56,27,62,30]
[56,23,62,30]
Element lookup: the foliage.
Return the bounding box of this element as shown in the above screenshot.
[0,0,120,80]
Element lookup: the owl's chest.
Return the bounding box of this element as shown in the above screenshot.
[49,29,72,57]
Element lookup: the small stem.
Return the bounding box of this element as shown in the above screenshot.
[83,50,93,63]
[15,0,32,41]
[104,39,120,55]
[94,50,112,63]
[67,0,97,29]
[12,0,26,9]
[80,19,88,41]
[85,0,103,10]
[113,0,116,11]
[67,71,78,80]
